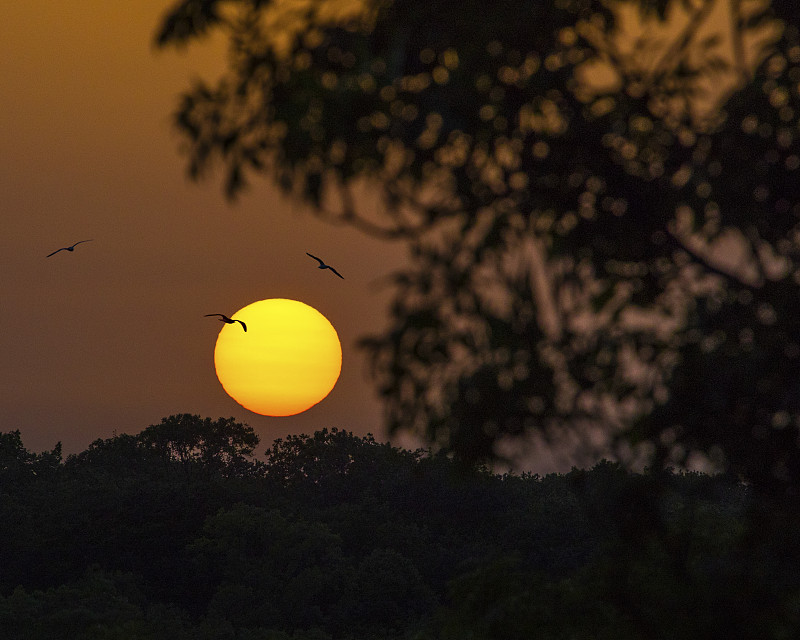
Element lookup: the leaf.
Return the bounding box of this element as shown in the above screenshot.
[225,161,244,199]
[154,0,225,48]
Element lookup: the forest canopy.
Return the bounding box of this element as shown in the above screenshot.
[3,416,795,639]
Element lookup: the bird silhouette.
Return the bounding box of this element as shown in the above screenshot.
[306,252,344,279]
[205,314,247,332]
[46,239,93,257]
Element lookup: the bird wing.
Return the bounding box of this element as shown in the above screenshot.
[237,320,247,332]
[46,248,66,257]
[329,266,344,279]
[306,252,324,265]
[204,314,224,319]
[72,239,93,247]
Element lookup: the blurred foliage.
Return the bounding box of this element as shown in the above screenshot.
[3,422,799,638]
[157,0,800,494]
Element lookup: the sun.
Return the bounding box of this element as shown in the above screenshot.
[211,299,342,416]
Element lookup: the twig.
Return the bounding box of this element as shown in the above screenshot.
[729,0,749,84]
[315,180,428,239]
[576,19,631,75]
[665,229,760,290]
[744,226,770,284]
[648,0,717,88]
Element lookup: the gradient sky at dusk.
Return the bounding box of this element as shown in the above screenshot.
[1,1,408,455]
[2,1,761,477]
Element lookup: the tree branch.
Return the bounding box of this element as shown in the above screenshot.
[648,0,717,88]
[314,180,429,240]
[665,229,759,290]
[576,18,630,75]
[729,0,749,84]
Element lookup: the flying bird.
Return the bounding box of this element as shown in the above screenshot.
[46,239,93,257]
[205,314,247,332]
[306,252,344,279]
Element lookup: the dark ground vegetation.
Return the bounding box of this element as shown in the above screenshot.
[2,415,797,639]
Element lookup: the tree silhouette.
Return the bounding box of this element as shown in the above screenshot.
[138,414,261,477]
[0,430,61,481]
[157,1,800,491]
[1,424,797,636]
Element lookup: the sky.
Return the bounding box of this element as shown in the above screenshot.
[1,1,408,456]
[1,1,769,473]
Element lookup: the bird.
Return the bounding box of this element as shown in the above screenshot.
[46,239,93,257]
[306,252,344,279]
[205,314,247,332]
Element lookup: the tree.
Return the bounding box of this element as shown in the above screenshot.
[66,432,160,478]
[263,427,420,485]
[0,430,62,481]
[187,503,347,632]
[138,414,261,477]
[2,425,794,637]
[156,0,800,492]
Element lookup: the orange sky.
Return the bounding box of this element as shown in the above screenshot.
[2,1,765,474]
[1,1,407,455]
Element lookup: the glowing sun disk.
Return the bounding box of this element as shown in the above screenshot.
[212,299,342,416]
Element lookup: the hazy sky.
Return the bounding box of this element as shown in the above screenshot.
[1,1,408,455]
[2,1,762,475]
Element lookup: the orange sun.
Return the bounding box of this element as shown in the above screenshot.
[211,299,342,416]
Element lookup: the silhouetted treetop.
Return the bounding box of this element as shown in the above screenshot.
[264,427,422,485]
[0,430,61,482]
[138,414,261,476]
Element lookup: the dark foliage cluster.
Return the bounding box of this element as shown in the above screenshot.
[154,0,800,497]
[1,415,798,638]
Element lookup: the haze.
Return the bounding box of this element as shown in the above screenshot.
[0,1,406,454]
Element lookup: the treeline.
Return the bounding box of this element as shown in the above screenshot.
[0,415,795,638]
